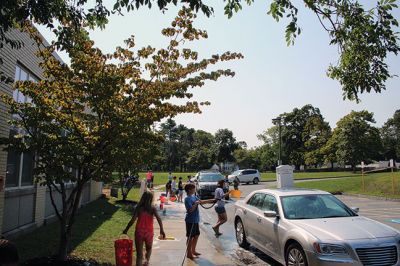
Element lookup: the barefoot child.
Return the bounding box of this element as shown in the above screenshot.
[184,183,214,260]
[212,180,231,236]
[123,191,166,266]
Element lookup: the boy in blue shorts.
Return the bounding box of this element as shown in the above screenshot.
[184,183,214,260]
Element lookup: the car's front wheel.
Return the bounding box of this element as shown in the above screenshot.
[285,243,308,266]
[253,177,259,184]
[235,218,249,249]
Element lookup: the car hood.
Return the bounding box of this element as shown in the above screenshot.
[291,216,398,241]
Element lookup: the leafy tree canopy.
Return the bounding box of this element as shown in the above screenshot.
[1,0,399,101]
[0,7,242,259]
[325,110,382,169]
[381,109,400,160]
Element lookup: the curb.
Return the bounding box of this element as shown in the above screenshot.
[260,175,357,183]
[341,193,400,202]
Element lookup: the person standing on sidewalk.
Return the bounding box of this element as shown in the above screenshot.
[123,191,166,266]
[168,172,173,181]
[171,176,177,196]
[212,180,230,236]
[178,177,184,202]
[146,170,153,189]
[184,183,214,260]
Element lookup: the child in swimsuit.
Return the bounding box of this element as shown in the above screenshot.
[123,191,165,266]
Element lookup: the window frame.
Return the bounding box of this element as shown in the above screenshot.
[5,64,39,190]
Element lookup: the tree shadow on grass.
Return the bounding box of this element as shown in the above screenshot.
[14,197,120,264]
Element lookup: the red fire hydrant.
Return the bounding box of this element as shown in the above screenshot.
[115,235,133,266]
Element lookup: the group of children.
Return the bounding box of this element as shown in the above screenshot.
[165,175,190,203]
[124,174,236,265]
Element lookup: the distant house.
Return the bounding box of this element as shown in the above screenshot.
[210,164,220,171]
[0,27,102,236]
[219,162,238,173]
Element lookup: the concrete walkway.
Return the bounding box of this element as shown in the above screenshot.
[151,191,233,266]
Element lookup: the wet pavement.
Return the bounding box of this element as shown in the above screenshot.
[198,182,400,266]
[151,180,400,266]
[151,192,235,266]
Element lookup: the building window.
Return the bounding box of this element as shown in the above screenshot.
[5,129,34,188]
[5,65,37,188]
[13,65,37,104]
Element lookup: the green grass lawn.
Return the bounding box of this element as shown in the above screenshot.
[260,171,360,181]
[111,171,358,186]
[138,172,195,186]
[142,171,360,184]
[15,189,140,264]
[295,171,400,198]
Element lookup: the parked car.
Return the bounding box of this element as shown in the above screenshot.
[228,169,260,184]
[194,171,228,199]
[234,188,400,266]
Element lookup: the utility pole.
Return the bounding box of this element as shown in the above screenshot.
[272,117,282,166]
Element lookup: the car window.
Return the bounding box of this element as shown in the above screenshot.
[281,194,356,219]
[242,170,249,175]
[262,194,278,213]
[248,170,256,174]
[247,193,266,209]
[198,173,224,182]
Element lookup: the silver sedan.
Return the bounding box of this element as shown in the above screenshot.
[234,188,400,266]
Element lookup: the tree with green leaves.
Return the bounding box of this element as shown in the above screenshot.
[2,0,398,101]
[280,104,330,169]
[381,110,400,161]
[0,8,242,260]
[215,128,239,163]
[325,110,382,170]
[186,130,216,170]
[303,114,332,167]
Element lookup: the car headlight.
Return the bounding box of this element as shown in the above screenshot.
[313,243,348,256]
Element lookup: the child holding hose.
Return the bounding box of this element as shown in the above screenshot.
[184,183,215,260]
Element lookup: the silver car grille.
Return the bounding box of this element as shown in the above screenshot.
[356,246,398,266]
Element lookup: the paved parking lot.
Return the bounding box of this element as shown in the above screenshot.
[336,194,400,231]
[198,182,400,265]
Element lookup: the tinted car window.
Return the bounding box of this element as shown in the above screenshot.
[242,170,249,175]
[247,193,266,209]
[198,173,224,182]
[248,170,257,174]
[262,194,278,213]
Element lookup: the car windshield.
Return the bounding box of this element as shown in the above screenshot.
[281,194,356,219]
[199,174,224,182]
[231,170,240,175]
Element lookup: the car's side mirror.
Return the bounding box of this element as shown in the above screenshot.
[351,207,359,214]
[264,211,279,218]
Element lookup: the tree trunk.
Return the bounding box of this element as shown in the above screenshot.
[57,223,69,261]
[57,180,85,260]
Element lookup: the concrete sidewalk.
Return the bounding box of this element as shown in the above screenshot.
[150,192,233,266]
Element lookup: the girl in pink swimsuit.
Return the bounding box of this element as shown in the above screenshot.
[123,191,166,266]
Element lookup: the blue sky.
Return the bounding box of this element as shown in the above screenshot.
[37,1,400,147]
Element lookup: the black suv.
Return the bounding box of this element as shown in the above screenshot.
[194,171,228,199]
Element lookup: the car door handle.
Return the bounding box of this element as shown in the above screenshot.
[243,210,247,215]
[257,216,262,223]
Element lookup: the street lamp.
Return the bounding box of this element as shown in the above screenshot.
[272,117,282,166]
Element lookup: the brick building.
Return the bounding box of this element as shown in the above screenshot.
[0,27,102,236]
